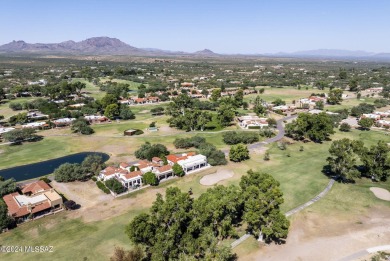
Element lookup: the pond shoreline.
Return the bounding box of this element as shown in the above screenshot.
[0,152,109,182]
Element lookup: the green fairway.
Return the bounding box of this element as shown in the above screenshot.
[71,78,106,100]
[1,120,389,261]
[99,77,144,91]
[0,97,36,119]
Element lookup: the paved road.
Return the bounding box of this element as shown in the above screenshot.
[249,114,297,150]
[338,245,390,261]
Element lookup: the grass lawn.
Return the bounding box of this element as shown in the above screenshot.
[1,118,389,260]
[0,208,145,261]
[244,86,316,104]
[0,97,36,119]
[326,97,376,111]
[71,78,105,100]
[99,77,144,91]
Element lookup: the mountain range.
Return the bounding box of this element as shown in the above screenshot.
[0,37,389,60]
[0,37,218,57]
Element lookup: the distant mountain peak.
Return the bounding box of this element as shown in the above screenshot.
[194,49,217,56]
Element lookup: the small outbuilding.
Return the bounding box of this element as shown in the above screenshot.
[124,129,137,136]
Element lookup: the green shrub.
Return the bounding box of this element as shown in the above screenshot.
[96,181,110,194]
[39,177,51,184]
[134,129,144,135]
[91,176,97,182]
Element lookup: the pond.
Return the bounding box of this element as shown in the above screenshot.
[0,152,110,182]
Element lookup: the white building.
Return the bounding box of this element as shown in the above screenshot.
[237,115,268,129]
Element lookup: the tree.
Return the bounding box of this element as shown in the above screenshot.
[242,101,249,110]
[126,188,191,260]
[191,185,242,240]
[119,105,135,120]
[315,100,324,110]
[350,103,376,117]
[2,128,40,143]
[81,154,104,176]
[234,89,244,106]
[53,163,85,182]
[210,88,221,102]
[253,96,267,116]
[326,138,363,182]
[217,103,236,127]
[222,131,259,145]
[126,187,237,260]
[285,113,335,142]
[327,88,343,105]
[172,163,185,177]
[101,94,118,108]
[9,112,28,125]
[240,170,289,242]
[358,117,374,130]
[105,104,119,119]
[142,172,159,186]
[71,118,94,135]
[134,142,169,161]
[72,81,86,95]
[339,70,347,80]
[360,141,390,181]
[339,122,351,132]
[105,179,126,194]
[0,200,14,231]
[229,144,250,162]
[272,98,286,106]
[0,178,17,197]
[349,79,359,92]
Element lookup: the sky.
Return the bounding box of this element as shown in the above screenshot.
[0,0,389,54]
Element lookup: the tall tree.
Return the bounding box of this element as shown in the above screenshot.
[326,138,363,182]
[229,144,250,162]
[360,141,390,181]
[240,170,289,242]
[210,88,222,102]
[327,88,343,105]
[217,103,236,127]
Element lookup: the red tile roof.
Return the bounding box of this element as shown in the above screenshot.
[21,181,51,195]
[120,162,129,168]
[152,157,162,162]
[31,201,51,214]
[166,154,188,163]
[2,192,52,218]
[102,166,117,176]
[124,171,142,180]
[156,165,172,173]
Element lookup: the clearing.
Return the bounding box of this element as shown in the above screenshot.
[199,169,234,186]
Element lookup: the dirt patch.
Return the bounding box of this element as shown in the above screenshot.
[0,149,4,154]
[370,187,390,201]
[200,169,234,186]
[239,207,390,261]
[139,110,149,113]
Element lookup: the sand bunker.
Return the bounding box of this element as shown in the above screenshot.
[200,169,234,186]
[370,187,390,201]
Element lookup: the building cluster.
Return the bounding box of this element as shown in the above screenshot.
[237,115,269,129]
[99,153,208,191]
[361,110,390,127]
[2,181,63,222]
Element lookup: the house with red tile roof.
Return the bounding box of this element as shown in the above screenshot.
[2,181,63,222]
[167,153,208,173]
